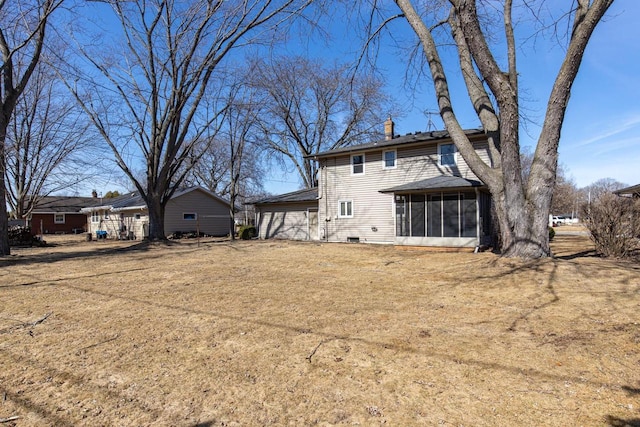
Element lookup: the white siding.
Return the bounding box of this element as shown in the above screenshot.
[257,203,318,240]
[86,210,148,240]
[165,189,231,237]
[319,138,491,245]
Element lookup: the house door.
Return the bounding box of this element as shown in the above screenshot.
[308,209,319,240]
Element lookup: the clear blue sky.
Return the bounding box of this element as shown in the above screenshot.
[68,1,638,196]
[264,0,639,194]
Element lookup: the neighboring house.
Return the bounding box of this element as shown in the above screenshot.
[27,196,99,235]
[81,187,232,240]
[253,188,319,240]
[253,119,494,248]
[614,183,640,198]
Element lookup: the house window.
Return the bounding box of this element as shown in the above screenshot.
[183,213,197,220]
[91,212,99,223]
[104,211,110,220]
[134,213,141,220]
[439,143,457,166]
[338,200,353,218]
[54,214,65,224]
[383,150,396,169]
[351,154,365,175]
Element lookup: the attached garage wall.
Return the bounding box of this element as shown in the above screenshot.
[257,202,317,240]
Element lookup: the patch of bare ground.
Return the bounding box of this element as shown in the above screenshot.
[1,234,639,426]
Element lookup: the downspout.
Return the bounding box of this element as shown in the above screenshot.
[324,160,330,242]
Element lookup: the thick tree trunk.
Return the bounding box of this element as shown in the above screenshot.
[146,194,166,241]
[491,193,551,258]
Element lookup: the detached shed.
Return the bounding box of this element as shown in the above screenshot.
[253,188,319,241]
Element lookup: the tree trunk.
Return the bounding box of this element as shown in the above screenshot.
[0,120,11,256]
[146,194,166,241]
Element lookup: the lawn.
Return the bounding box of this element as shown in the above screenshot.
[1,233,638,426]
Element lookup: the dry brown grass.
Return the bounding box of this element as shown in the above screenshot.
[1,234,639,426]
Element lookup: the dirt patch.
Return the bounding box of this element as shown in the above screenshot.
[1,234,639,426]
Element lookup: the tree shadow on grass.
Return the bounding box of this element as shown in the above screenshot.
[0,237,234,268]
[605,415,640,427]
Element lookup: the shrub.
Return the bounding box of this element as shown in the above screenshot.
[238,225,256,240]
[581,193,640,258]
[548,226,555,241]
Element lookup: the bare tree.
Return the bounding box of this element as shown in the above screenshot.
[371,0,614,258]
[63,0,312,241]
[251,55,395,189]
[583,177,627,201]
[186,76,266,238]
[0,0,64,255]
[5,60,95,219]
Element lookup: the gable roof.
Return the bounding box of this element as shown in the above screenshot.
[80,186,230,213]
[31,196,101,214]
[380,176,484,193]
[309,128,485,159]
[252,187,318,205]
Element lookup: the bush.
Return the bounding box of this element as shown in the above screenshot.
[581,193,640,258]
[548,226,555,241]
[238,225,256,240]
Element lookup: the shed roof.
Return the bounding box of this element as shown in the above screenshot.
[80,186,230,213]
[252,187,318,205]
[380,176,484,193]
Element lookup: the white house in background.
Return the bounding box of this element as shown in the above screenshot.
[253,119,495,249]
[81,186,232,239]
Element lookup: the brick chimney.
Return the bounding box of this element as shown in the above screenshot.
[384,117,394,140]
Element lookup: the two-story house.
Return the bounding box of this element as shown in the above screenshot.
[254,119,494,249]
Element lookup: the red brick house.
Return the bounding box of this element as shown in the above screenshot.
[27,196,100,235]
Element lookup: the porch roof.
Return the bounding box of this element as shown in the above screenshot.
[379,176,484,193]
[614,183,640,196]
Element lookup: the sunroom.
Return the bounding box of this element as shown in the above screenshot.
[380,176,493,248]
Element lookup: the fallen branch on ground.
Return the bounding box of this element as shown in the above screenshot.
[0,416,20,423]
[306,340,326,363]
[31,312,52,327]
[76,334,120,354]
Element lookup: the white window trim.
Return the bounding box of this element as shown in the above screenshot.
[438,142,457,166]
[54,213,65,224]
[351,153,365,175]
[183,212,197,220]
[383,149,397,169]
[338,200,353,218]
[91,212,100,223]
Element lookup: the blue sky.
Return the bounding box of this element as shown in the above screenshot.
[264,0,640,194]
[66,1,638,196]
